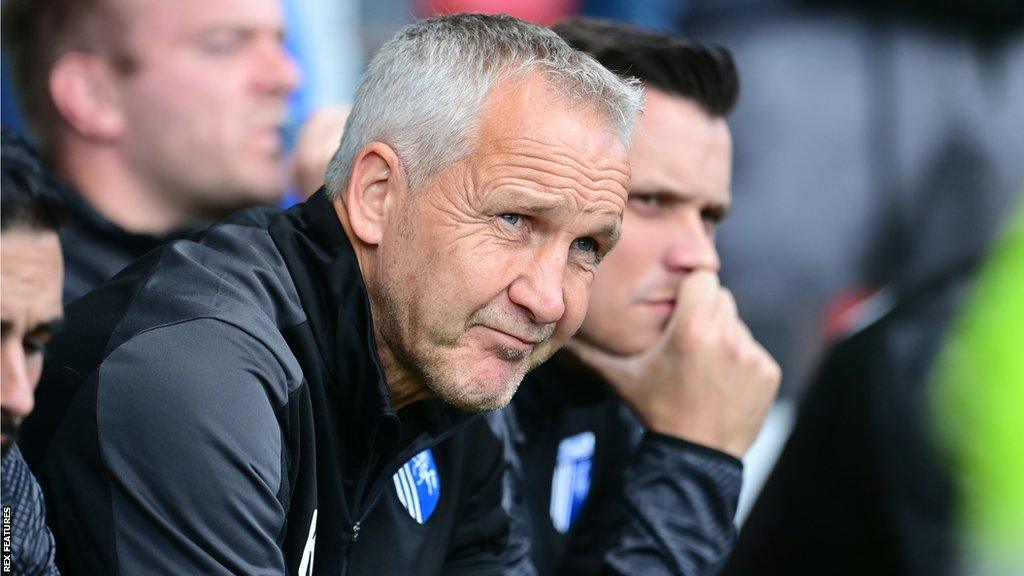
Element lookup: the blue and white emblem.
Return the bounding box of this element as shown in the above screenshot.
[393,448,441,524]
[550,431,595,533]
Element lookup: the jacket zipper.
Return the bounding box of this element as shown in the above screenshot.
[339,416,480,574]
[342,449,378,576]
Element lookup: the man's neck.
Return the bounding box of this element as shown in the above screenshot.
[379,350,433,410]
[332,196,433,410]
[56,145,195,235]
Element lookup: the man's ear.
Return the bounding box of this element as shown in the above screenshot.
[344,142,405,246]
[49,52,125,141]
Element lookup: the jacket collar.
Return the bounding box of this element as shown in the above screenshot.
[56,179,194,253]
[524,349,612,408]
[270,189,473,452]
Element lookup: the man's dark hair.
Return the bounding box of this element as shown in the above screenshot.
[2,128,66,233]
[553,17,739,117]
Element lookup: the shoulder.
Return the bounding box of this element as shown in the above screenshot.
[89,210,309,387]
[86,318,297,497]
[99,317,302,415]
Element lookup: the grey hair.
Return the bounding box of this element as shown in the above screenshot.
[324,13,643,198]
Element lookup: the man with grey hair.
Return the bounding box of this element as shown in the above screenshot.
[27,13,641,575]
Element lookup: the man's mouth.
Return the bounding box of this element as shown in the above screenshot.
[642,299,677,319]
[480,325,541,352]
[643,298,676,307]
[250,108,289,152]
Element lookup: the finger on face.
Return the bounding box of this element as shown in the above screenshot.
[671,270,720,323]
[754,341,783,388]
[713,286,738,322]
[734,314,753,343]
[658,271,720,352]
[735,320,782,389]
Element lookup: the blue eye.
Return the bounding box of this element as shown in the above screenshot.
[572,237,597,253]
[500,214,523,227]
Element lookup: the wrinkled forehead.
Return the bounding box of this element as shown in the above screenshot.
[471,74,631,200]
[470,137,630,210]
[629,90,732,203]
[482,73,629,152]
[0,230,63,322]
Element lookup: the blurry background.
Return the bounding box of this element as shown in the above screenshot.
[3,0,1022,570]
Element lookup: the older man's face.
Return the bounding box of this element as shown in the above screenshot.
[374,74,630,412]
[1,230,63,458]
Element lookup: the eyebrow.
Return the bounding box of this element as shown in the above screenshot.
[519,203,560,215]
[589,221,622,253]
[37,317,63,333]
[632,188,732,214]
[0,317,63,340]
[25,318,64,339]
[492,189,624,243]
[198,20,287,35]
[706,203,732,221]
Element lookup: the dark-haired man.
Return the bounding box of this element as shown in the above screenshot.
[1,128,65,575]
[511,19,780,575]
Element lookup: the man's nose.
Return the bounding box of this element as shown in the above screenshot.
[507,247,567,325]
[1,344,36,420]
[254,37,302,95]
[664,212,721,273]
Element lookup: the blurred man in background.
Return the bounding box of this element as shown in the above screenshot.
[511,18,780,575]
[2,0,301,303]
[1,128,65,576]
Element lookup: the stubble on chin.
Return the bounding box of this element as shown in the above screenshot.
[421,350,529,413]
[375,279,556,412]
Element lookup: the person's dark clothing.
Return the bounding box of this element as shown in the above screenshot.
[1,445,60,576]
[22,190,530,575]
[512,352,743,575]
[722,270,973,576]
[54,182,192,304]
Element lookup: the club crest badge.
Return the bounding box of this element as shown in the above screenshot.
[550,431,595,533]
[393,448,441,524]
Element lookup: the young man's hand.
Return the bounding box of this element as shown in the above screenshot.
[566,270,781,458]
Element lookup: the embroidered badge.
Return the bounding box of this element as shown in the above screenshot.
[393,448,441,524]
[550,431,595,533]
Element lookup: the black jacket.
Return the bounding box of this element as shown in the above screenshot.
[23,191,530,575]
[722,272,972,576]
[512,353,743,575]
[53,182,193,305]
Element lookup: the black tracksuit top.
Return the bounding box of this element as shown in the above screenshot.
[53,181,192,305]
[24,190,531,575]
[511,353,744,575]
